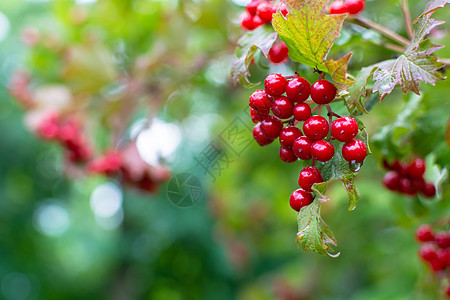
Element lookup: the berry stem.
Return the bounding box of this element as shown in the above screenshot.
[311,105,320,114]
[349,16,410,47]
[326,104,341,118]
[399,0,414,40]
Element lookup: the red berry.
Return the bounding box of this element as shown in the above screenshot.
[271,96,293,119]
[265,73,287,96]
[240,12,256,30]
[278,3,288,17]
[252,15,264,28]
[342,139,367,162]
[407,158,426,178]
[279,146,297,163]
[257,2,275,23]
[331,116,358,142]
[400,178,416,195]
[298,166,323,192]
[383,171,401,192]
[421,182,436,198]
[310,79,337,104]
[279,125,302,147]
[249,89,272,114]
[436,248,450,266]
[88,151,123,175]
[429,257,446,272]
[419,243,438,262]
[290,189,314,212]
[286,77,310,103]
[411,177,425,192]
[415,225,435,242]
[311,140,335,162]
[345,0,365,15]
[293,103,312,121]
[260,115,283,139]
[446,285,450,298]
[435,231,450,249]
[293,136,313,160]
[246,0,262,16]
[268,42,289,64]
[250,108,267,124]
[303,116,329,141]
[253,123,274,146]
[329,1,347,14]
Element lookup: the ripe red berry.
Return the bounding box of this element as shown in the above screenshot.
[329,1,347,14]
[429,257,446,272]
[265,73,287,96]
[303,116,329,141]
[407,158,426,178]
[446,285,450,298]
[421,182,436,198]
[293,136,313,160]
[419,243,438,262]
[278,3,288,17]
[246,0,262,16]
[331,116,358,142]
[268,42,289,64]
[311,140,335,162]
[253,123,274,146]
[345,0,365,15]
[252,15,264,28]
[293,103,312,121]
[310,79,337,104]
[286,77,310,103]
[436,248,450,267]
[257,2,275,23]
[250,108,267,123]
[290,189,314,212]
[415,225,435,243]
[382,171,401,191]
[400,178,416,195]
[298,166,323,192]
[249,89,272,114]
[279,125,302,147]
[271,96,293,119]
[260,115,283,139]
[240,12,256,30]
[435,231,450,249]
[411,177,425,192]
[279,146,297,163]
[342,139,367,162]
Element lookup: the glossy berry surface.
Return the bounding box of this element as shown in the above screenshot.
[421,182,436,198]
[286,77,310,103]
[331,116,358,142]
[415,225,435,242]
[257,2,275,22]
[293,103,312,121]
[265,73,287,96]
[240,12,256,30]
[382,171,401,191]
[249,89,272,114]
[419,243,437,262]
[246,0,261,16]
[435,231,450,249]
[279,146,297,163]
[342,139,367,162]
[292,136,312,160]
[407,158,426,178]
[253,123,273,146]
[311,140,335,162]
[400,178,415,195]
[260,115,283,139]
[303,116,329,141]
[269,42,289,64]
[279,125,302,147]
[290,189,314,212]
[298,166,323,192]
[271,96,293,119]
[310,79,337,104]
[329,1,347,14]
[278,3,288,16]
[345,0,365,15]
[250,108,267,124]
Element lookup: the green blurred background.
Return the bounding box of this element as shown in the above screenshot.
[0,0,449,299]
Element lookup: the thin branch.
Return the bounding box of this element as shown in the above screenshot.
[399,0,414,40]
[439,58,450,67]
[349,16,411,47]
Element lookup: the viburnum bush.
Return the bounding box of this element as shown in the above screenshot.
[231,0,449,259]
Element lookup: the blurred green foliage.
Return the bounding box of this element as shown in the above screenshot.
[0,0,449,300]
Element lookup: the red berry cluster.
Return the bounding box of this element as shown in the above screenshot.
[415,224,450,296]
[38,113,92,162]
[382,158,436,198]
[240,0,287,31]
[329,0,365,15]
[250,73,368,212]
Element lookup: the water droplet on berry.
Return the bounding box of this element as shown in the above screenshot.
[349,160,362,172]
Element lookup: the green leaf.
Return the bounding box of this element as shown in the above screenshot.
[345,66,378,115]
[230,26,278,87]
[372,14,445,100]
[272,0,353,90]
[414,0,450,23]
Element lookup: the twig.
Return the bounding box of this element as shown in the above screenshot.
[399,0,414,40]
[349,16,410,47]
[439,58,450,67]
